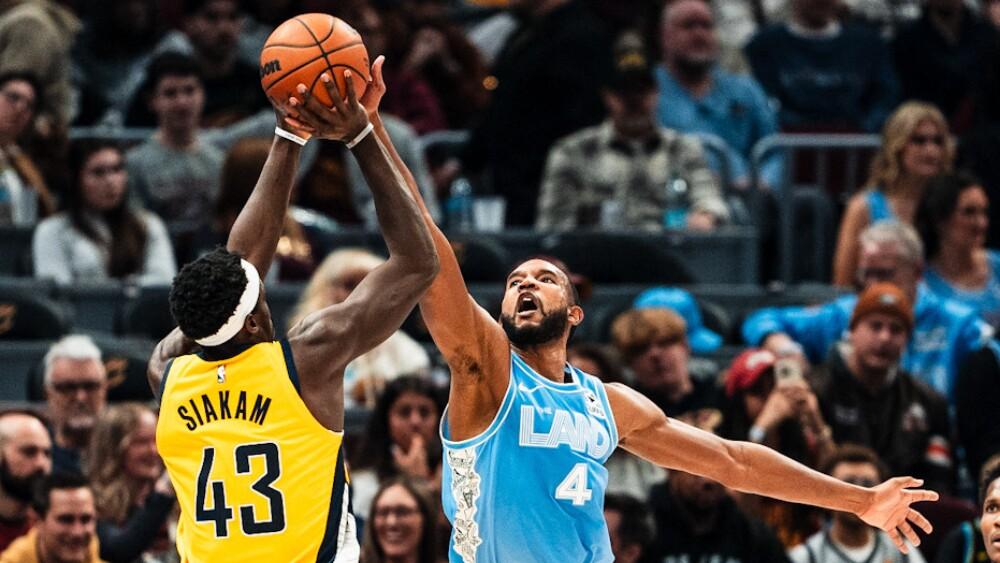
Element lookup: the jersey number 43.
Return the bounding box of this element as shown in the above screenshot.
[195,442,287,538]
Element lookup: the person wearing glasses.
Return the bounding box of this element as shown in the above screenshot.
[0,72,54,227]
[916,172,1000,327]
[41,335,107,476]
[789,445,928,563]
[833,102,954,287]
[744,221,989,403]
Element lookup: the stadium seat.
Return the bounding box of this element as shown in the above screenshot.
[120,286,175,341]
[450,235,512,283]
[59,282,129,334]
[0,340,52,400]
[540,233,695,284]
[0,280,67,340]
[0,226,34,276]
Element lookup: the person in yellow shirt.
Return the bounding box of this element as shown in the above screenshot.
[147,67,438,562]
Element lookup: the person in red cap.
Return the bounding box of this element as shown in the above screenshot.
[722,348,832,547]
[811,282,955,494]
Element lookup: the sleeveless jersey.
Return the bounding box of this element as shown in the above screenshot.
[156,340,359,563]
[441,352,619,563]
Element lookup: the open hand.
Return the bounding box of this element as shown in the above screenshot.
[284,71,370,144]
[359,55,387,119]
[858,477,938,553]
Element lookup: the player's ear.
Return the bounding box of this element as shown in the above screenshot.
[568,304,584,327]
[244,314,260,334]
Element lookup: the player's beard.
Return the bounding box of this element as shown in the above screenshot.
[0,458,43,503]
[501,307,569,347]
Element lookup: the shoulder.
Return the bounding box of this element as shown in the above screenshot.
[556,125,603,150]
[35,213,71,234]
[845,191,873,215]
[713,69,770,102]
[125,140,159,165]
[138,210,168,231]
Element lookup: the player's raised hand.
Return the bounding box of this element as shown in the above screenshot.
[285,70,370,144]
[360,55,387,118]
[857,477,938,553]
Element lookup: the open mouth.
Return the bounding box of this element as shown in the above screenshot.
[516,293,540,317]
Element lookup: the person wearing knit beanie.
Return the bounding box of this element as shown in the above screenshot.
[849,283,915,335]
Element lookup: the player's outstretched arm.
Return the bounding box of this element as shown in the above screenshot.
[605,382,939,554]
[335,56,509,395]
[287,71,439,372]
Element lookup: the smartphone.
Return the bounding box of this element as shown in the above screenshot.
[774,358,803,386]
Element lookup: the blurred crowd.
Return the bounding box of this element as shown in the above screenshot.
[0,0,999,561]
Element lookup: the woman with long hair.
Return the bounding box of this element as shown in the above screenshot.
[86,403,177,563]
[916,171,1000,325]
[360,476,441,563]
[350,375,444,522]
[290,248,430,406]
[832,102,953,286]
[32,138,175,284]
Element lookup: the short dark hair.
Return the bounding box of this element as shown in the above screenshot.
[144,52,204,93]
[508,257,581,307]
[604,492,653,550]
[819,444,889,481]
[980,454,1000,509]
[169,247,248,340]
[31,472,90,518]
[915,171,984,260]
[0,71,42,115]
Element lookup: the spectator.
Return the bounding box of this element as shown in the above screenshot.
[746,221,988,401]
[810,283,955,493]
[460,0,613,226]
[832,102,954,286]
[188,136,315,279]
[789,444,926,563]
[610,307,722,417]
[0,73,54,226]
[643,413,792,563]
[982,458,1000,562]
[32,139,176,285]
[125,52,224,229]
[0,411,51,552]
[604,493,653,563]
[954,342,1000,481]
[360,476,439,563]
[934,454,999,562]
[656,0,782,189]
[144,0,268,127]
[744,0,899,133]
[289,249,431,406]
[958,36,1000,248]
[633,287,723,355]
[85,404,175,563]
[350,376,444,521]
[892,0,996,129]
[535,40,728,231]
[347,3,446,136]
[568,343,625,384]
[917,172,1000,325]
[41,335,107,475]
[392,0,490,130]
[71,0,163,126]
[0,472,100,563]
[0,0,79,132]
[721,349,829,547]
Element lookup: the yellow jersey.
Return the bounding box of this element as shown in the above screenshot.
[156,340,359,562]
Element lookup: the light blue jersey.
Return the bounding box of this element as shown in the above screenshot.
[441,352,618,563]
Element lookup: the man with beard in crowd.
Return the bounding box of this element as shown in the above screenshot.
[0,411,51,551]
[41,336,106,475]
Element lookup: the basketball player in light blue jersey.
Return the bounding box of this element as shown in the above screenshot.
[338,56,940,563]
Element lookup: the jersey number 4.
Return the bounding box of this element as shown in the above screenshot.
[195,442,286,538]
[555,463,593,506]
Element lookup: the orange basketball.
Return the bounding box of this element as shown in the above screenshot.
[260,14,371,109]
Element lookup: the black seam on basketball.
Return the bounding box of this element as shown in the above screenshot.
[315,15,336,44]
[263,52,328,91]
[293,16,338,85]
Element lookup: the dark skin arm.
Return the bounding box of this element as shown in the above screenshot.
[606,382,939,554]
[286,70,439,431]
[343,56,509,441]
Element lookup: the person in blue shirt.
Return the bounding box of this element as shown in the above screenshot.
[347,55,940,563]
[656,0,782,189]
[832,102,954,286]
[916,171,1000,328]
[744,221,990,403]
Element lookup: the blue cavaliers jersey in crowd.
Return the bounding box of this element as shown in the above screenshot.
[441,352,618,563]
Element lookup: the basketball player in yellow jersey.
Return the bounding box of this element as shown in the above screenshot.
[146,71,438,563]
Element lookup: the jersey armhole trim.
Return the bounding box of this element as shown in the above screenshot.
[280,339,301,395]
[440,353,517,450]
[158,358,174,402]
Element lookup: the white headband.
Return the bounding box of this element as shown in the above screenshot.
[195,259,262,347]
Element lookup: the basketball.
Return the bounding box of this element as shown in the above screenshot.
[260,14,371,108]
